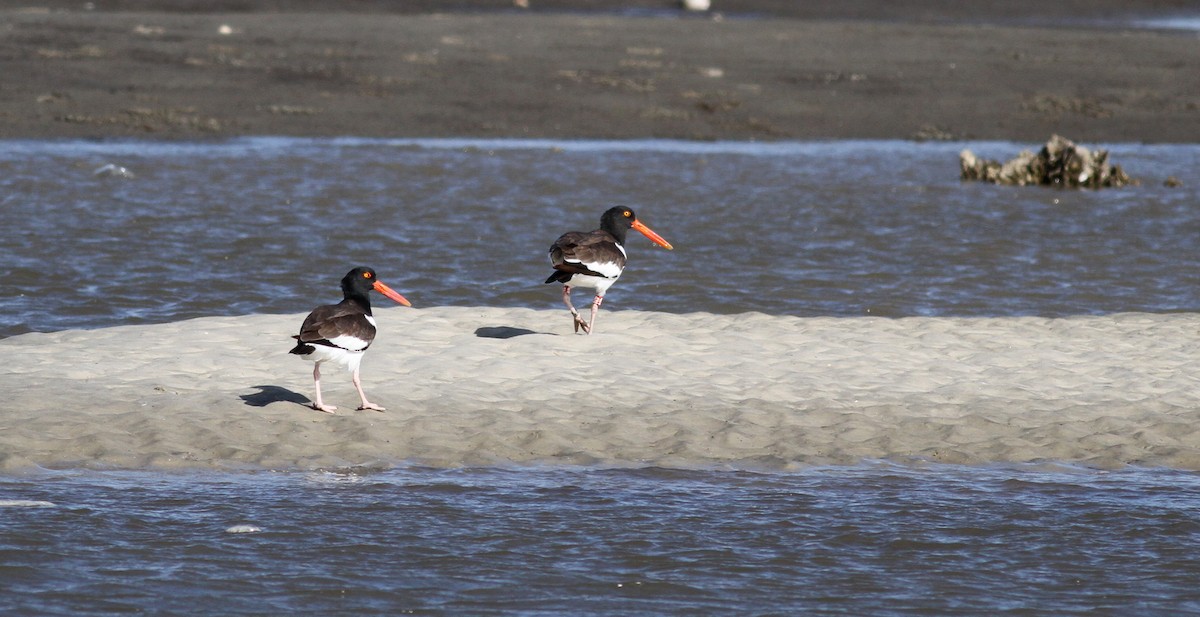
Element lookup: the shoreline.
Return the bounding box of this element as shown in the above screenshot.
[5,2,1199,475]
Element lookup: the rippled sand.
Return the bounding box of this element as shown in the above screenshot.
[3,308,1199,472]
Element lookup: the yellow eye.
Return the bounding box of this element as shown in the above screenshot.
[623,210,632,218]
[363,272,373,279]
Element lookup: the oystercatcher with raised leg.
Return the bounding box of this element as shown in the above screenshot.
[544,206,673,334]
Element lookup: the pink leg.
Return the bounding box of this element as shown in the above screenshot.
[586,294,604,335]
[311,363,337,413]
[353,367,385,412]
[562,285,590,333]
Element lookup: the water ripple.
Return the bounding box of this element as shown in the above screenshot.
[1,139,1198,337]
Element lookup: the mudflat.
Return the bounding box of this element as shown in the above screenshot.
[3,0,1197,142]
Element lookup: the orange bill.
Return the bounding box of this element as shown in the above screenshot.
[372,280,412,307]
[631,219,674,250]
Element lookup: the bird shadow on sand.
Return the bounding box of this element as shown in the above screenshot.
[474,326,551,339]
[241,385,311,408]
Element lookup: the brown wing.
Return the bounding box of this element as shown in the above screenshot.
[295,301,376,350]
[548,230,626,278]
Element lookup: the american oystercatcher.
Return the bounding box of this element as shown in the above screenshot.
[544,206,673,334]
[289,266,411,413]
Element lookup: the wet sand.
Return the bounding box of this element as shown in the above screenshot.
[3,0,1198,142]
[3,308,1200,472]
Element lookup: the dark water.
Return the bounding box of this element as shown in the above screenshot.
[1,138,1198,338]
[4,138,1200,614]
[3,465,1200,616]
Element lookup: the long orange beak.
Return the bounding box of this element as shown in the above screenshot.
[631,219,674,250]
[373,280,412,307]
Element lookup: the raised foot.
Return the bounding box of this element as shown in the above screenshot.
[572,315,591,334]
[358,402,387,412]
[312,403,338,414]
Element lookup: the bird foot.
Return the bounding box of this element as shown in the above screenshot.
[312,403,338,414]
[358,402,387,412]
[573,315,591,334]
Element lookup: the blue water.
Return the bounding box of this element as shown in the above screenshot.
[3,465,1200,615]
[3,138,1200,614]
[2,138,1198,338]
[1135,16,1200,31]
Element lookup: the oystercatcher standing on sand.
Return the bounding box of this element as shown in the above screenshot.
[544,206,673,334]
[289,266,411,413]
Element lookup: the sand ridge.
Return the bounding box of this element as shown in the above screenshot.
[2,307,1199,472]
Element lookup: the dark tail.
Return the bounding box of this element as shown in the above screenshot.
[545,271,571,284]
[289,335,314,355]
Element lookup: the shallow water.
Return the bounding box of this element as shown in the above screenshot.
[3,465,1200,616]
[4,138,1200,614]
[2,138,1198,338]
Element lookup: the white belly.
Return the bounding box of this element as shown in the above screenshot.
[297,344,365,372]
[567,272,619,296]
